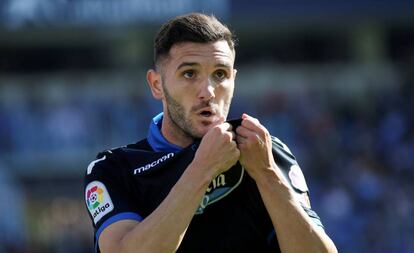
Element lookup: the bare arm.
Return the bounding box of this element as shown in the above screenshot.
[100,161,213,253]
[253,167,337,253]
[99,123,239,253]
[236,114,337,253]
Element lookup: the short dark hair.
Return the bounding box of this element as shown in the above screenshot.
[154,13,236,67]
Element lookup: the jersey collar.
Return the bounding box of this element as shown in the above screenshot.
[147,112,183,153]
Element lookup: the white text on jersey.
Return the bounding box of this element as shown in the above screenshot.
[134,152,175,174]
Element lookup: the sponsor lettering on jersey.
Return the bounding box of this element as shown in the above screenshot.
[206,174,226,193]
[133,152,174,174]
[85,181,114,224]
[196,167,244,214]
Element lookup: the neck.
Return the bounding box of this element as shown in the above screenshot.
[160,113,194,148]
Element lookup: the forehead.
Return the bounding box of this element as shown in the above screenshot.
[166,40,235,68]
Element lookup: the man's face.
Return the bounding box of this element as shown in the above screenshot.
[159,40,236,139]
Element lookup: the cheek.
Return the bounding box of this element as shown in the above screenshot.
[219,81,235,102]
[163,77,190,103]
[169,86,196,112]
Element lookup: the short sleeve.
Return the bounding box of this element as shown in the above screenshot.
[84,150,143,250]
[271,136,324,229]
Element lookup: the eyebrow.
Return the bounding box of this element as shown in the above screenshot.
[176,62,232,71]
[215,63,232,69]
[176,62,199,71]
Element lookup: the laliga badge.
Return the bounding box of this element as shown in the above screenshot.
[85,181,114,224]
[288,165,308,192]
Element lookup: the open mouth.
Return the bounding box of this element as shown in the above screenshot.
[200,110,213,117]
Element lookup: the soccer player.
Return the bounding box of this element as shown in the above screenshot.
[84,13,337,253]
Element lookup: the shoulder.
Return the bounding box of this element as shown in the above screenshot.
[271,136,293,156]
[85,138,152,178]
[270,135,297,167]
[269,135,324,226]
[269,135,309,193]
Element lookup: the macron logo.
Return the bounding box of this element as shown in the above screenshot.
[134,153,174,174]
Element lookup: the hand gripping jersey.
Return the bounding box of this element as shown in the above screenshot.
[84,114,324,253]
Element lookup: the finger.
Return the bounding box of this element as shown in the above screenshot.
[238,124,264,141]
[230,130,237,140]
[242,113,260,123]
[242,113,250,120]
[212,116,226,128]
[236,135,247,145]
[241,116,261,130]
[219,122,232,132]
[237,127,265,147]
[236,125,253,138]
[226,130,236,141]
[241,117,268,136]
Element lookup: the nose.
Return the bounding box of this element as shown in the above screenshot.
[198,78,215,101]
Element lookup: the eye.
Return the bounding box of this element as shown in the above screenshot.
[214,69,228,80]
[183,70,195,79]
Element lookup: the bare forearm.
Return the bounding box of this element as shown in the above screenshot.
[255,167,337,253]
[118,162,212,253]
[100,123,239,253]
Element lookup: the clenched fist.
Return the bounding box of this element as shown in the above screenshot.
[193,122,240,179]
[236,114,276,181]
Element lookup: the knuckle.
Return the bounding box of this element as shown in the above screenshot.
[231,140,237,148]
[235,148,240,156]
[261,127,269,136]
[220,125,228,134]
[249,133,258,143]
[213,125,223,134]
[226,136,233,143]
[220,130,228,139]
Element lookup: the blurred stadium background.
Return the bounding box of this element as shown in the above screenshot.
[0,1,414,252]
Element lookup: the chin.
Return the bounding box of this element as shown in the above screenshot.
[192,128,209,139]
[189,115,224,138]
[191,124,213,139]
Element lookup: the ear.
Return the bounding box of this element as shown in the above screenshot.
[147,69,163,100]
[233,68,237,79]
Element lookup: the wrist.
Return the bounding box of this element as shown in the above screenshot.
[186,160,216,186]
[253,165,293,198]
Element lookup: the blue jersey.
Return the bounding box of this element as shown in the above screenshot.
[84,114,323,253]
